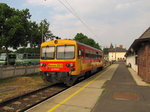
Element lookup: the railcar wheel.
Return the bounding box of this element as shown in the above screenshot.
[64,75,77,86]
[42,74,52,84]
[41,73,58,85]
[97,67,103,71]
[85,71,91,78]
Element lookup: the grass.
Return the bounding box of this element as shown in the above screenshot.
[26,74,42,81]
[0,74,42,86]
[0,74,47,101]
[0,78,16,87]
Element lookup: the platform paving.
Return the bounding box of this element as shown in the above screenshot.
[92,63,150,112]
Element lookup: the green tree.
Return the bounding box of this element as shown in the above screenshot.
[40,19,53,42]
[0,3,54,50]
[103,48,109,55]
[73,33,101,49]
[15,48,40,53]
[0,3,31,50]
[27,19,54,48]
[0,3,31,64]
[27,21,40,48]
[73,33,87,43]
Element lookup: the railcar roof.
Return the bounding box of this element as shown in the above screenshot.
[41,40,77,46]
[41,39,102,52]
[76,41,102,52]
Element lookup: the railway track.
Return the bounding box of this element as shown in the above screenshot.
[0,84,68,112]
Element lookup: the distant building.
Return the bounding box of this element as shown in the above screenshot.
[108,45,127,62]
[126,27,150,83]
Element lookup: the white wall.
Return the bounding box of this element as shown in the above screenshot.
[126,55,138,72]
[108,52,126,61]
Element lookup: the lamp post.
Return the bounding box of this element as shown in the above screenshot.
[41,21,44,43]
[115,44,116,61]
[41,0,47,42]
[1,5,4,39]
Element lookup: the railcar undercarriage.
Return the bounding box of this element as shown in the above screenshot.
[41,71,78,86]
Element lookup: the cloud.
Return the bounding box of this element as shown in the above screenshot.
[25,0,150,48]
[26,0,57,6]
[116,3,132,10]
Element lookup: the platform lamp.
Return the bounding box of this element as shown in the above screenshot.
[41,20,44,43]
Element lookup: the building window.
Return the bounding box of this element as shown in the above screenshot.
[135,56,138,65]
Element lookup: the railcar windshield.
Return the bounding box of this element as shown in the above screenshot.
[56,45,75,59]
[41,46,55,59]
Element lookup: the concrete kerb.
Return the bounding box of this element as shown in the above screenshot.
[128,68,150,87]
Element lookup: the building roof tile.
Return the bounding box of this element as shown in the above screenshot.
[109,47,127,52]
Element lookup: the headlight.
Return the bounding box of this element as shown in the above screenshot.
[40,63,46,67]
[70,63,74,67]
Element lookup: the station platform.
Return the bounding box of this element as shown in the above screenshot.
[26,63,150,112]
[26,64,118,112]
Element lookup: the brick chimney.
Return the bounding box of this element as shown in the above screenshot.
[119,45,123,48]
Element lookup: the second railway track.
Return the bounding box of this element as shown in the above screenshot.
[0,84,68,112]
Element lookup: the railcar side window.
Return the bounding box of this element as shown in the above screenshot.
[8,54,16,59]
[17,54,23,59]
[79,50,82,57]
[85,49,90,59]
[57,45,75,59]
[41,46,55,59]
[78,48,84,59]
[0,54,6,61]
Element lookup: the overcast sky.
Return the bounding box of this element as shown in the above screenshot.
[1,0,150,49]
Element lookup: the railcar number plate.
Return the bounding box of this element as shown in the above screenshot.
[51,68,60,71]
[48,64,63,67]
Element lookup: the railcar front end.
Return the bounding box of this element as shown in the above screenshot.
[40,40,81,86]
[40,39,104,86]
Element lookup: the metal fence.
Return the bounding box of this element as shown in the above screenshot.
[0,65,40,79]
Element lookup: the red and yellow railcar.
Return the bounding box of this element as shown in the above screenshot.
[40,39,104,86]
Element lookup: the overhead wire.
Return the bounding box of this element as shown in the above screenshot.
[57,0,98,38]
